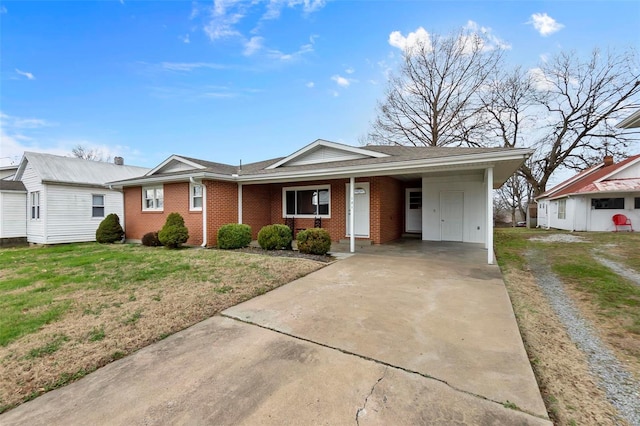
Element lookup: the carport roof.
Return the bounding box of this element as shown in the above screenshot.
[111,139,532,188]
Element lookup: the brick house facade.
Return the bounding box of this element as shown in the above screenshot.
[112,140,532,263]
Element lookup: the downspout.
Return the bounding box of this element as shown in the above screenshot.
[191,177,207,247]
[486,167,494,265]
[349,177,355,253]
[238,183,243,224]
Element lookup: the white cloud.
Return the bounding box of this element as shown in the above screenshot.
[179,34,190,44]
[345,67,354,74]
[529,67,555,91]
[243,36,264,56]
[15,69,35,80]
[389,27,431,53]
[331,75,351,87]
[267,42,313,61]
[306,81,315,88]
[529,13,564,36]
[161,62,228,71]
[463,20,511,51]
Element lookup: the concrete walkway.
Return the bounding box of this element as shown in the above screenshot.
[1,242,550,425]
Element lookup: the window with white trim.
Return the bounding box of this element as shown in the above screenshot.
[92,194,105,218]
[142,186,164,211]
[30,191,40,219]
[190,183,203,210]
[557,199,566,219]
[591,198,625,209]
[283,185,330,217]
[635,197,640,209]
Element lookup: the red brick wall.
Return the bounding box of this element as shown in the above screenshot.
[241,184,271,239]
[205,180,238,246]
[370,176,403,244]
[123,183,203,246]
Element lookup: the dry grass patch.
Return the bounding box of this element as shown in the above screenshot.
[0,243,324,412]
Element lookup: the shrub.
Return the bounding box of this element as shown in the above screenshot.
[258,224,293,250]
[158,213,189,249]
[141,231,162,247]
[296,228,331,255]
[96,214,124,244]
[217,224,252,249]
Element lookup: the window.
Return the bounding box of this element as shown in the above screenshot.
[558,199,566,219]
[190,183,203,210]
[142,186,164,211]
[30,191,40,219]
[92,195,105,218]
[635,197,640,209]
[283,186,330,217]
[591,198,624,210]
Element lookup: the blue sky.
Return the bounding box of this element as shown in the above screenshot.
[1,0,639,171]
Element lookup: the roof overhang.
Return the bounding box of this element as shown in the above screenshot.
[110,148,532,188]
[617,109,640,129]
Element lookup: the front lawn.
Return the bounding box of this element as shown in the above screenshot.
[0,243,324,413]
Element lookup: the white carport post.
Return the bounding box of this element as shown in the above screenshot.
[237,183,243,224]
[486,167,494,265]
[349,177,355,253]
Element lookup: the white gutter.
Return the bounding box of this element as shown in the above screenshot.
[349,177,355,253]
[238,183,243,224]
[486,167,494,265]
[190,176,207,247]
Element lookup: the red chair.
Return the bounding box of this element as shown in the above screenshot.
[612,214,633,232]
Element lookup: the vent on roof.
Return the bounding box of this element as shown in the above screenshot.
[114,156,124,166]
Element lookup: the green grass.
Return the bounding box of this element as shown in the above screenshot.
[495,228,640,336]
[26,335,69,359]
[0,243,203,346]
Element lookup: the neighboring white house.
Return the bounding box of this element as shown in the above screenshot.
[0,180,28,247]
[5,152,149,244]
[536,155,640,231]
[0,165,19,180]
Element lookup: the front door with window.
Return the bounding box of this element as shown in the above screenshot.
[405,188,422,233]
[440,191,464,241]
[345,183,370,237]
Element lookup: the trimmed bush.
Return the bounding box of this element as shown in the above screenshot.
[258,224,292,250]
[96,213,124,244]
[141,231,162,247]
[217,223,252,249]
[158,213,189,249]
[296,228,331,255]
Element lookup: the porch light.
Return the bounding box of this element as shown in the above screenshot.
[354,187,366,194]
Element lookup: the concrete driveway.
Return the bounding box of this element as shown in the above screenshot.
[1,241,550,425]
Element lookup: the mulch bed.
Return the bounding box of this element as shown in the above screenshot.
[232,247,335,263]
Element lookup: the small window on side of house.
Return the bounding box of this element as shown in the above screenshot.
[190,183,203,210]
[92,194,105,218]
[557,199,566,219]
[30,191,40,219]
[635,197,640,209]
[591,198,625,209]
[142,186,164,211]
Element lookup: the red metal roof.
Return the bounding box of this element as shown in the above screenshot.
[537,155,640,200]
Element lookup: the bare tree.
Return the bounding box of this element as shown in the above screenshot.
[71,144,110,162]
[495,174,532,225]
[366,28,504,147]
[483,48,639,196]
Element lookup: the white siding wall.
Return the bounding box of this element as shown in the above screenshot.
[612,162,640,179]
[0,192,27,238]
[421,175,486,244]
[587,193,640,231]
[537,201,549,228]
[572,196,589,231]
[547,198,576,231]
[45,184,124,244]
[287,147,367,166]
[21,163,46,243]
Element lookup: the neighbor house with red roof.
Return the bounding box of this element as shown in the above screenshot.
[535,154,640,231]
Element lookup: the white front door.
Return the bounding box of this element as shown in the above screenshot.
[440,191,464,241]
[346,183,370,237]
[405,188,422,233]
